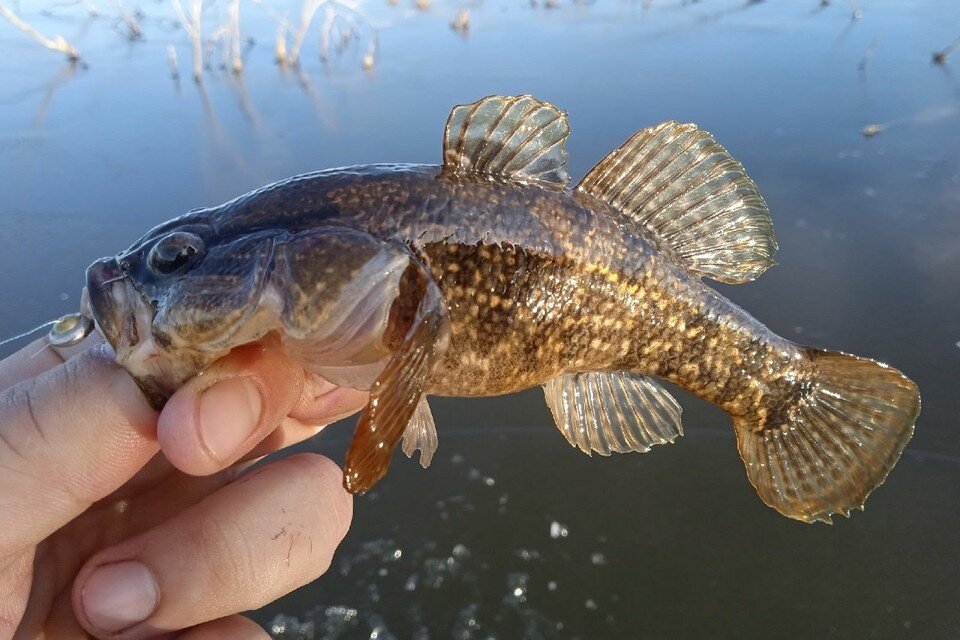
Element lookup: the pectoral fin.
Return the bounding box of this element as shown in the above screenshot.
[543,371,683,455]
[343,277,447,494]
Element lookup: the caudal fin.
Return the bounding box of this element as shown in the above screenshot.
[734,349,920,524]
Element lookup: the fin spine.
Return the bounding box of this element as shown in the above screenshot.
[442,94,570,186]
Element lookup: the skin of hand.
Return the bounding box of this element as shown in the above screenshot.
[0,332,369,639]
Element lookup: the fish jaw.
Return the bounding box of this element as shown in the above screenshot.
[85,257,202,407]
[85,258,132,355]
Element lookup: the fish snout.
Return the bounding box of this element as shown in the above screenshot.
[87,256,123,284]
[85,257,132,354]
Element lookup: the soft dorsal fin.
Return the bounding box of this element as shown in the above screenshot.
[442,95,570,187]
[543,371,683,456]
[576,121,777,284]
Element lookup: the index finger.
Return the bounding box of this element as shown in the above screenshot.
[0,345,158,554]
[0,330,104,393]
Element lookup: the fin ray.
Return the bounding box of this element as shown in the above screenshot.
[343,275,447,494]
[543,371,682,456]
[401,396,439,468]
[577,121,776,284]
[734,349,919,523]
[443,95,570,187]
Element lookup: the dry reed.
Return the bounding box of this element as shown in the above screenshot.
[171,0,203,81]
[0,3,80,60]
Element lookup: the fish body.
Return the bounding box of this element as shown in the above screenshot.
[201,163,793,411]
[84,96,920,523]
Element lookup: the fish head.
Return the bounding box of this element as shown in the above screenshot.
[85,212,259,406]
[85,214,424,407]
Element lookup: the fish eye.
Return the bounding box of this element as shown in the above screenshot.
[148,232,205,275]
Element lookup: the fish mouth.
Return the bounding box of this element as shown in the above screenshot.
[86,258,142,355]
[85,258,170,407]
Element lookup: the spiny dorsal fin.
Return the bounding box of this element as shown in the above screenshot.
[576,121,777,284]
[442,95,570,187]
[543,371,683,456]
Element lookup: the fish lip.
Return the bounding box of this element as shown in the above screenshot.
[86,257,175,408]
[85,257,148,357]
[86,258,123,352]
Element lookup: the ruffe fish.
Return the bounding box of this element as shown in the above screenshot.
[83,95,920,523]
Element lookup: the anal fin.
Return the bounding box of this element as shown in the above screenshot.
[543,371,683,456]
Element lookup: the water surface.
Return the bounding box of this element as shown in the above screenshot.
[1,0,958,637]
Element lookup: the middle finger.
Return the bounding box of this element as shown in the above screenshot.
[72,453,352,639]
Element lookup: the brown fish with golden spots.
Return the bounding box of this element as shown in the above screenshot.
[83,95,920,523]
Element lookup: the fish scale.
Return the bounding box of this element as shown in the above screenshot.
[318,167,793,409]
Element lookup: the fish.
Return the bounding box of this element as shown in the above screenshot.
[83,95,920,524]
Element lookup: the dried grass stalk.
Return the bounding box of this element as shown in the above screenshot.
[0,3,80,60]
[228,0,242,73]
[451,8,469,33]
[289,0,323,66]
[933,35,960,65]
[112,0,141,39]
[275,23,288,65]
[171,0,203,81]
[166,43,179,78]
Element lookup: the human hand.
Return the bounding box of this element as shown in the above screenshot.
[0,332,369,639]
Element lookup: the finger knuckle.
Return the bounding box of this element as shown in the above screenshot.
[1,383,95,509]
[2,379,100,510]
[0,385,43,468]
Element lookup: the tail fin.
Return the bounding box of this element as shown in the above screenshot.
[734,349,920,524]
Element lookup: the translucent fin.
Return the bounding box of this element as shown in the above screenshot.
[401,396,438,468]
[734,349,920,524]
[442,94,570,187]
[576,121,776,284]
[543,371,683,456]
[343,279,447,494]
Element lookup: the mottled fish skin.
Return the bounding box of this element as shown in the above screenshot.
[196,163,801,426]
[84,95,919,522]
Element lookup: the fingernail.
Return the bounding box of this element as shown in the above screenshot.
[81,561,159,633]
[97,341,117,359]
[199,377,263,461]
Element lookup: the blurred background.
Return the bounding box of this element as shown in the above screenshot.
[1,0,959,637]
